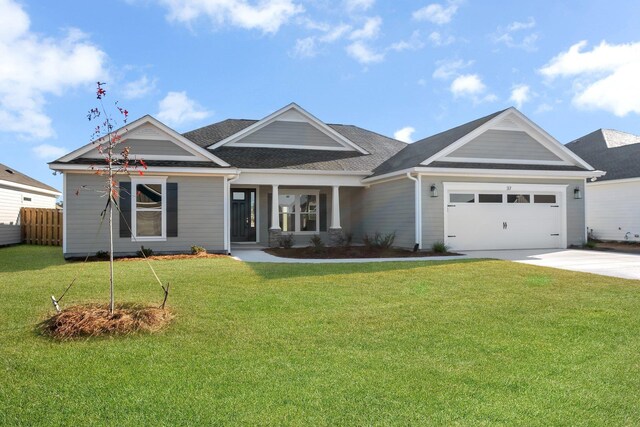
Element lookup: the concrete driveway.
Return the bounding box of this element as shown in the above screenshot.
[463,249,640,281]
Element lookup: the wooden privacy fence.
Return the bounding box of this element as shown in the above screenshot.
[21,207,63,246]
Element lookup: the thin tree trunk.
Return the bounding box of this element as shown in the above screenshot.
[108,148,115,314]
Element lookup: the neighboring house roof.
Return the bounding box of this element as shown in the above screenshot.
[184,121,408,172]
[371,110,506,176]
[566,129,640,181]
[0,163,60,194]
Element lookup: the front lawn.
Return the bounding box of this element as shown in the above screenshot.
[1,245,639,426]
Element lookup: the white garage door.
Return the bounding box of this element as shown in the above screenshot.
[444,183,566,251]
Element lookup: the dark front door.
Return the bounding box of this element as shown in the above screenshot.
[231,189,256,242]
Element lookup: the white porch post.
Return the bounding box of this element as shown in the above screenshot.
[330,185,341,229]
[270,184,281,229]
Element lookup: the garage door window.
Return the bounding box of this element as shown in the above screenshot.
[534,194,556,204]
[478,194,503,203]
[507,194,530,203]
[450,193,475,203]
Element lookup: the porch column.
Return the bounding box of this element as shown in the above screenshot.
[270,184,281,230]
[330,185,341,229]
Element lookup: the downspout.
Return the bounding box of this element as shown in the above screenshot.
[225,172,241,255]
[406,173,422,250]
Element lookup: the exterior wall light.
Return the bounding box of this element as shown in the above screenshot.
[430,184,438,198]
[574,187,582,199]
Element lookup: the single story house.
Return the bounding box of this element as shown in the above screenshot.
[566,129,640,242]
[0,163,61,245]
[50,104,604,257]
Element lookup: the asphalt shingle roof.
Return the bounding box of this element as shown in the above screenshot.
[183,121,408,172]
[371,110,507,176]
[0,163,59,193]
[566,129,640,181]
[65,158,226,169]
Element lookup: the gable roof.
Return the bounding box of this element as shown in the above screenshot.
[184,121,407,172]
[53,115,230,167]
[205,103,370,154]
[566,129,640,181]
[0,163,60,195]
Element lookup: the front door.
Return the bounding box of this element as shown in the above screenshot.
[231,189,256,242]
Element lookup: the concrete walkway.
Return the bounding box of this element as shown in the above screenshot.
[231,248,640,281]
[463,249,640,281]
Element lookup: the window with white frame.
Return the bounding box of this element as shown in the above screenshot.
[132,177,167,240]
[278,191,319,233]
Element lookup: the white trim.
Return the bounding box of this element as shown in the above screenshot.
[438,156,572,166]
[443,181,568,250]
[270,185,281,230]
[49,163,239,176]
[587,177,640,186]
[224,142,355,152]
[223,176,228,252]
[362,166,606,184]
[406,173,422,249]
[62,173,67,254]
[420,108,595,170]
[0,179,61,197]
[55,115,231,167]
[583,178,588,243]
[130,176,168,242]
[331,186,341,229]
[207,103,369,154]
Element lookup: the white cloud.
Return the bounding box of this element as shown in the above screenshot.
[122,75,157,99]
[535,103,553,114]
[509,84,530,108]
[493,17,538,51]
[290,23,351,59]
[389,31,424,52]
[432,58,472,80]
[157,0,303,33]
[157,91,212,126]
[345,0,374,12]
[291,37,317,58]
[427,31,454,46]
[0,0,107,140]
[320,23,351,43]
[394,126,415,143]
[32,144,68,160]
[451,74,485,96]
[540,40,640,116]
[346,41,384,63]
[413,1,460,25]
[349,16,382,40]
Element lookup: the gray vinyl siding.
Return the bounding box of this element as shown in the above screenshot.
[82,138,195,158]
[64,173,224,256]
[0,224,21,246]
[234,121,345,148]
[421,176,586,248]
[361,178,415,248]
[0,185,57,225]
[446,130,563,161]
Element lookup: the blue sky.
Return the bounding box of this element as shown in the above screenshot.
[1,0,639,192]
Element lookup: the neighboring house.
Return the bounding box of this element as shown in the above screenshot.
[0,163,61,225]
[566,129,640,242]
[0,163,61,246]
[49,104,603,257]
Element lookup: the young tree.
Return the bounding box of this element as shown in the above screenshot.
[86,82,146,313]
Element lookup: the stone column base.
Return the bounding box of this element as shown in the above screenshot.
[269,229,282,247]
[328,228,343,246]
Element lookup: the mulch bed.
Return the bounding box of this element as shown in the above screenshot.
[265,246,459,259]
[593,242,640,254]
[72,253,228,262]
[39,303,173,340]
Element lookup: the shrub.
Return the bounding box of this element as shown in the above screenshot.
[95,250,110,260]
[363,231,396,250]
[431,241,449,254]
[137,246,154,257]
[334,231,353,247]
[309,234,326,253]
[279,233,295,249]
[191,245,207,255]
[583,240,597,249]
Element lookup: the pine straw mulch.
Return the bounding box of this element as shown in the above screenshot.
[38,303,173,340]
[74,253,228,262]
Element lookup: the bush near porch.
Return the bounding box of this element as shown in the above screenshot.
[0,245,639,425]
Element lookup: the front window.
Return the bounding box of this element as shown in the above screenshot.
[278,191,320,233]
[132,178,166,240]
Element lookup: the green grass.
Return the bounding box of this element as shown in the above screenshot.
[1,245,639,426]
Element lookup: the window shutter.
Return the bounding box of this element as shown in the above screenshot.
[167,183,178,237]
[267,193,272,228]
[119,182,131,238]
[320,193,327,232]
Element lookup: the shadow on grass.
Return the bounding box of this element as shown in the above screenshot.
[0,244,67,273]
[245,258,483,279]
